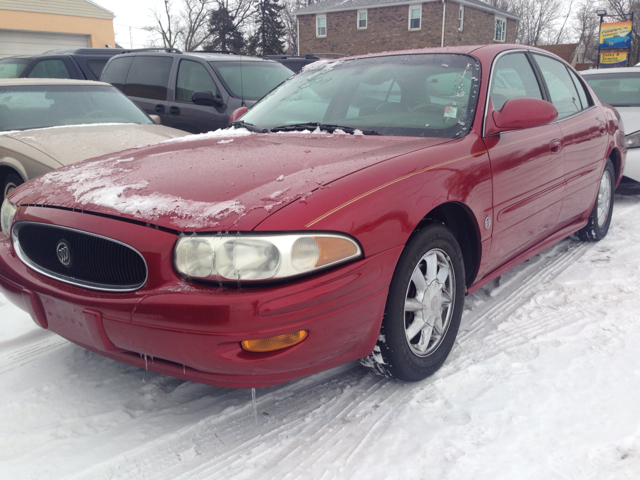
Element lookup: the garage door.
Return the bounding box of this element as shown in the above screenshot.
[0,29,89,58]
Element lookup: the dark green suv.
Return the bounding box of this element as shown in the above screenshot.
[100,51,293,134]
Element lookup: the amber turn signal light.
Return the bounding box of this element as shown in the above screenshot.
[241,330,309,353]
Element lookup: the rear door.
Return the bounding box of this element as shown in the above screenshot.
[483,51,565,268]
[530,53,609,227]
[122,56,175,124]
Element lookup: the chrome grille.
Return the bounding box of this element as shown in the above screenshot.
[13,222,147,292]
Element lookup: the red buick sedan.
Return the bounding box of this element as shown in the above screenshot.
[0,45,625,388]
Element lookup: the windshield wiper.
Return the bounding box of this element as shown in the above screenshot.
[230,120,268,133]
[270,122,379,135]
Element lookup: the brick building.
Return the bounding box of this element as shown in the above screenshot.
[295,0,518,56]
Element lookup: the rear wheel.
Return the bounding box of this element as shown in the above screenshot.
[2,172,24,200]
[577,159,615,242]
[361,224,465,381]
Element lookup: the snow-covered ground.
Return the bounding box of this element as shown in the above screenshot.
[2,192,640,480]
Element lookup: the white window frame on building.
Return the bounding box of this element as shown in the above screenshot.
[408,5,422,31]
[494,16,506,42]
[316,14,327,37]
[357,10,368,29]
[458,5,464,31]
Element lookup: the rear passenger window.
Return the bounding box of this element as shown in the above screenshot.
[176,60,219,102]
[86,59,109,79]
[490,53,542,110]
[100,57,134,92]
[568,68,591,110]
[533,54,581,119]
[124,56,173,100]
[28,59,71,79]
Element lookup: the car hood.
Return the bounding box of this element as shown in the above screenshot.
[3,123,187,166]
[11,130,452,231]
[614,107,640,134]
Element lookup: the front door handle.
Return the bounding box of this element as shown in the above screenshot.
[549,139,562,153]
[598,122,607,134]
[155,104,165,113]
[169,106,180,116]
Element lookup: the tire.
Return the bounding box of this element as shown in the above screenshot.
[577,159,615,242]
[361,223,465,382]
[2,172,24,200]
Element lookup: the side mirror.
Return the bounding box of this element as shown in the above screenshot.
[149,114,161,125]
[229,106,248,123]
[192,91,224,107]
[487,97,558,135]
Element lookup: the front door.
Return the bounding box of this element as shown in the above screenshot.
[168,59,229,134]
[483,52,565,270]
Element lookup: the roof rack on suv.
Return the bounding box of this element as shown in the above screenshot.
[119,47,183,54]
[43,48,128,55]
[196,50,239,55]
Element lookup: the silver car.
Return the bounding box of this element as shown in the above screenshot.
[1,78,187,198]
[582,67,640,182]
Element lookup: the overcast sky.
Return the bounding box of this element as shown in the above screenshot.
[92,0,162,48]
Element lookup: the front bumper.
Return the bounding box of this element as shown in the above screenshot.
[0,207,401,388]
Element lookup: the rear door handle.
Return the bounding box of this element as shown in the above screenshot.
[549,139,562,153]
[169,106,180,116]
[598,122,607,134]
[155,104,165,113]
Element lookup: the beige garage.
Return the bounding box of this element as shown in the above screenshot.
[0,0,115,58]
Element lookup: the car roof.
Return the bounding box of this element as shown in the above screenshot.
[0,78,112,87]
[581,67,640,75]
[302,44,564,65]
[113,50,280,63]
[0,49,126,60]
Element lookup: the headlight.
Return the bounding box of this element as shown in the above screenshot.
[625,130,640,149]
[174,233,362,282]
[1,198,17,238]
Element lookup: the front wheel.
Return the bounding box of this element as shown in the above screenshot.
[361,224,465,382]
[577,159,615,242]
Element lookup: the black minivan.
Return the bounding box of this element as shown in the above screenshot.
[100,51,293,134]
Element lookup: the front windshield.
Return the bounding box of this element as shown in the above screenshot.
[241,54,481,138]
[583,72,640,107]
[210,61,293,100]
[0,59,29,78]
[0,84,153,132]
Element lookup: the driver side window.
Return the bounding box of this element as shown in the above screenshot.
[176,60,219,102]
[490,53,542,110]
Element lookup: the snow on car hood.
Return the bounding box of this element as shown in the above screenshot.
[10,129,452,231]
[2,123,187,166]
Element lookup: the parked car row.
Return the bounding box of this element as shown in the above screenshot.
[0,44,626,389]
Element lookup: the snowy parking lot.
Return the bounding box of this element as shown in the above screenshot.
[2,192,640,480]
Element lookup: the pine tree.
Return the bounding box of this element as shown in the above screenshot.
[248,0,286,56]
[206,5,245,52]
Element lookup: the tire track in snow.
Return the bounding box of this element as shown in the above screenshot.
[63,197,636,480]
[0,330,67,375]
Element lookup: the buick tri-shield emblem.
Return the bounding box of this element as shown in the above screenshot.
[56,239,71,267]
